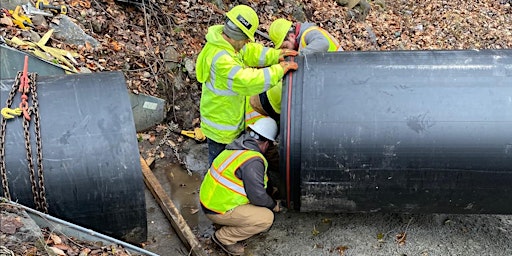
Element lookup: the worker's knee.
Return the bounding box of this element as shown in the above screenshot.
[255,208,274,231]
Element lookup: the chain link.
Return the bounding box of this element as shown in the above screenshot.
[21,87,41,212]
[30,72,48,213]
[1,71,47,213]
[0,73,21,201]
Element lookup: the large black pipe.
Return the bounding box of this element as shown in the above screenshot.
[280,49,512,214]
[0,71,147,243]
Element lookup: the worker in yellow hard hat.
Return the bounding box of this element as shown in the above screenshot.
[249,18,342,121]
[196,5,299,167]
[269,18,342,54]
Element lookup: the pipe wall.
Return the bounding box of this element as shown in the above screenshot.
[0,71,147,243]
[280,50,512,213]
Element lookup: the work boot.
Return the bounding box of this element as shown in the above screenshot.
[212,232,245,255]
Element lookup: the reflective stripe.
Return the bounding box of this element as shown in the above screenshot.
[263,68,271,91]
[246,110,263,120]
[258,47,269,67]
[206,50,237,96]
[217,150,243,173]
[227,66,242,91]
[245,109,264,126]
[206,81,236,96]
[211,151,246,195]
[201,116,242,131]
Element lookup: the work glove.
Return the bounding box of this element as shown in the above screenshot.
[279,49,299,61]
[279,61,298,74]
[1,107,22,119]
[273,200,282,213]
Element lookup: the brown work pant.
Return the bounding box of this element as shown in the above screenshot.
[206,204,274,245]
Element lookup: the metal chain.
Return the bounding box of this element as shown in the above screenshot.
[30,72,48,213]
[0,73,21,201]
[22,92,41,211]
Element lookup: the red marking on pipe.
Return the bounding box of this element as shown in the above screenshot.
[285,57,295,209]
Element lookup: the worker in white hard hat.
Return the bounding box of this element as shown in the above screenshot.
[199,117,280,256]
[249,18,342,121]
[196,5,299,167]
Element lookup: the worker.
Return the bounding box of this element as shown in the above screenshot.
[195,5,299,166]
[199,117,281,256]
[269,18,342,55]
[248,18,341,121]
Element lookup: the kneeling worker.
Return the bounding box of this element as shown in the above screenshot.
[250,18,341,120]
[199,117,281,255]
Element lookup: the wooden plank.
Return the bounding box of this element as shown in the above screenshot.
[140,156,207,256]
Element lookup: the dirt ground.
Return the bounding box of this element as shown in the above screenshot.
[141,140,512,256]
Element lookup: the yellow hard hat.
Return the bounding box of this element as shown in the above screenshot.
[226,5,259,42]
[269,18,293,48]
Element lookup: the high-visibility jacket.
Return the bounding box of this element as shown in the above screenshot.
[200,149,268,214]
[265,81,283,115]
[265,25,341,115]
[299,26,342,53]
[196,25,284,144]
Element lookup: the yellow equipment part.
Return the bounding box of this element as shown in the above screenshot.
[179,127,206,142]
[36,0,68,15]
[1,107,22,119]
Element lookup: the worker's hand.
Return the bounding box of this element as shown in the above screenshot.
[272,200,281,213]
[1,107,22,119]
[279,61,298,74]
[279,49,299,61]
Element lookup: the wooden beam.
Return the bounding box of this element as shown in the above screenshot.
[140,156,207,256]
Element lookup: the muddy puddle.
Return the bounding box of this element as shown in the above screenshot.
[151,161,212,235]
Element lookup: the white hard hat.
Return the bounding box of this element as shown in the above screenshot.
[248,117,278,142]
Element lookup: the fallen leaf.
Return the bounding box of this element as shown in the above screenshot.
[50,233,62,245]
[49,247,66,256]
[335,245,349,255]
[396,232,407,245]
[54,243,71,251]
[0,16,13,26]
[312,225,319,236]
[79,248,91,256]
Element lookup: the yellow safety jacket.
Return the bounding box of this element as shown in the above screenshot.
[200,149,268,214]
[196,25,284,144]
[300,26,341,52]
[265,81,283,115]
[265,26,341,115]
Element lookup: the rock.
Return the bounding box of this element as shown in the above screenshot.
[183,57,196,80]
[49,15,100,48]
[181,140,208,175]
[164,46,179,71]
[30,15,48,28]
[0,205,45,255]
[0,0,27,10]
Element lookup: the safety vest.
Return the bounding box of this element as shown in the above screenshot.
[244,96,266,128]
[200,149,268,214]
[197,26,284,144]
[300,26,341,52]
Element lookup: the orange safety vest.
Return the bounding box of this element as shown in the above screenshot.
[199,149,268,214]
